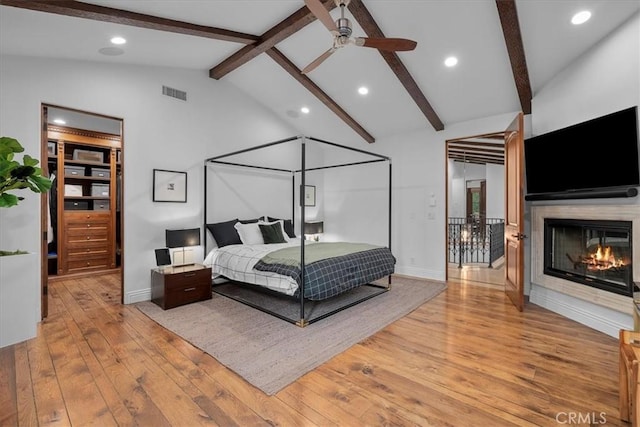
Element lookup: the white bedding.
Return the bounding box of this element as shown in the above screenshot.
[203,239,303,296]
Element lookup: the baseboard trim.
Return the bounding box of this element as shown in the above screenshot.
[530,285,632,338]
[125,288,150,305]
[395,265,445,281]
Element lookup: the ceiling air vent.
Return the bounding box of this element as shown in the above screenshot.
[162,85,187,101]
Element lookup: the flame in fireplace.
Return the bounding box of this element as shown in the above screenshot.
[585,245,626,271]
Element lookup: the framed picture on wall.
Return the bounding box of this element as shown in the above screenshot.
[153,169,187,202]
[304,185,316,207]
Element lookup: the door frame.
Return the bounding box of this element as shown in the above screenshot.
[40,104,125,318]
[445,132,506,282]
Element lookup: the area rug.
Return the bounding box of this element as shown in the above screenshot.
[136,276,446,395]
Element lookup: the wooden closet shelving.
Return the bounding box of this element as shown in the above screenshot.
[47,125,121,277]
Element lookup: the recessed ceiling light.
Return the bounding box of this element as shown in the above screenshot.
[53,118,66,125]
[110,36,127,45]
[301,107,310,114]
[444,56,458,67]
[571,10,591,25]
[358,86,369,95]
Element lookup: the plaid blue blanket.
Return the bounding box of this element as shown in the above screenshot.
[254,245,396,300]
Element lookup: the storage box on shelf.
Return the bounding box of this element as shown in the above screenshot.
[91,183,109,197]
[90,167,110,178]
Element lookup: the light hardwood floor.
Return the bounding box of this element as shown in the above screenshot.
[0,273,623,426]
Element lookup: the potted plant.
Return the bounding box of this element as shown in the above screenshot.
[0,136,51,347]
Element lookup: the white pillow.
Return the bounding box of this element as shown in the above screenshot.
[234,222,264,245]
[259,220,290,242]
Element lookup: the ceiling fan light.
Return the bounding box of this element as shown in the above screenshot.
[571,10,591,25]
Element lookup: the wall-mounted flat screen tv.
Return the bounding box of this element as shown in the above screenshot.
[524,106,639,200]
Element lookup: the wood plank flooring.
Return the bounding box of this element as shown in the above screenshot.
[0,273,623,426]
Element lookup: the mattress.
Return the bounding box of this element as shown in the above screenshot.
[203,239,395,300]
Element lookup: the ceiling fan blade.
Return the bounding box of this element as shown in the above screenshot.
[302,48,336,74]
[354,37,417,51]
[304,0,339,34]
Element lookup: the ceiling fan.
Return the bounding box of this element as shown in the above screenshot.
[302,0,417,74]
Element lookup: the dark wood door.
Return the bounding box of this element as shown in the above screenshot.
[504,113,525,311]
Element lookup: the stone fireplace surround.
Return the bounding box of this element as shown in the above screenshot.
[531,204,640,336]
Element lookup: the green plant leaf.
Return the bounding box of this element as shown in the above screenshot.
[0,160,19,178]
[22,154,39,167]
[10,165,35,179]
[29,174,53,192]
[0,193,19,208]
[0,137,24,158]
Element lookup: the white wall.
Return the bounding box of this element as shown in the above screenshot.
[485,163,505,219]
[528,12,640,335]
[321,112,521,281]
[0,54,297,305]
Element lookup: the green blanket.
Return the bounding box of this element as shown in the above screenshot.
[259,242,382,266]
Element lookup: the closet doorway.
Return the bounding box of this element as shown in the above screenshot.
[40,104,124,318]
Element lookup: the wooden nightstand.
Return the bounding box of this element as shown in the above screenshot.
[151,264,212,309]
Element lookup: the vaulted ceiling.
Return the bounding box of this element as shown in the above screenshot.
[1,0,638,149]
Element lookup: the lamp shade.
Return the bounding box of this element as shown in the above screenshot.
[166,228,200,248]
[304,221,324,235]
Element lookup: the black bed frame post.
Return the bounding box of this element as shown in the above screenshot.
[388,161,392,286]
[204,162,208,255]
[291,173,295,236]
[298,137,307,327]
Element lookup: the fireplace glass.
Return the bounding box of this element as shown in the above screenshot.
[544,219,633,296]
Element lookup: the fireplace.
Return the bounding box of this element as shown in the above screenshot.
[544,218,633,297]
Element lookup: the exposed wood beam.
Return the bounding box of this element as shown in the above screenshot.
[266,48,375,144]
[448,142,505,151]
[447,132,506,143]
[448,152,505,162]
[450,156,504,166]
[209,0,336,79]
[449,152,504,160]
[496,0,532,114]
[0,0,258,44]
[448,148,504,157]
[348,0,444,131]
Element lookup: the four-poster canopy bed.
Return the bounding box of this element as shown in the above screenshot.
[203,135,395,327]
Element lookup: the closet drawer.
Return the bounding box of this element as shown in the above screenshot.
[65,228,109,240]
[66,248,109,260]
[64,212,110,226]
[66,239,110,251]
[67,257,111,272]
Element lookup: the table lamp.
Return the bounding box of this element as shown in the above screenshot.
[304,221,324,241]
[165,228,200,266]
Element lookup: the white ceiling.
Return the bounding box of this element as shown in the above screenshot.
[1,0,638,144]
